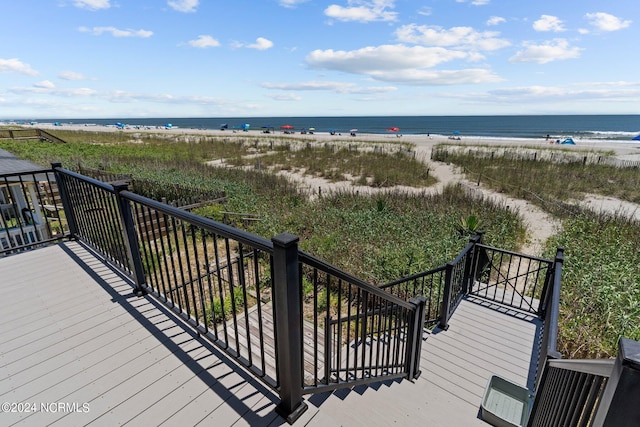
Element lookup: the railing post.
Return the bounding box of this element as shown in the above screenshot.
[463,233,483,294]
[533,247,564,391]
[113,183,146,297]
[545,247,564,355]
[438,262,454,330]
[51,163,78,238]
[591,338,640,426]
[272,233,308,424]
[406,296,427,379]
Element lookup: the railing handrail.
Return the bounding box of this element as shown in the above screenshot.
[0,168,51,180]
[547,358,614,377]
[52,165,274,253]
[54,165,115,193]
[299,250,415,310]
[543,247,564,360]
[452,239,477,265]
[380,264,447,289]
[121,189,274,253]
[475,242,553,264]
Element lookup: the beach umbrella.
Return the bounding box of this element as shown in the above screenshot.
[241,123,250,131]
[220,123,228,130]
[633,134,640,141]
[350,128,358,132]
[453,130,461,135]
[280,124,294,129]
[308,127,315,131]
[386,127,400,132]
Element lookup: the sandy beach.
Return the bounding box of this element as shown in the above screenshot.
[35,122,640,160]
[16,122,640,256]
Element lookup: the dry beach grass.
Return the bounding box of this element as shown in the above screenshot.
[34,122,640,255]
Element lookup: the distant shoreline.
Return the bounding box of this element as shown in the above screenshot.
[32,122,640,160]
[6,114,640,141]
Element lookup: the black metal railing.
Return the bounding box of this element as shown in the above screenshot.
[53,167,132,275]
[299,251,426,394]
[10,162,640,426]
[528,337,640,427]
[535,248,564,388]
[528,359,613,427]
[380,265,446,327]
[379,234,483,331]
[468,243,554,315]
[379,233,558,331]
[439,236,480,329]
[48,164,427,423]
[1,169,68,255]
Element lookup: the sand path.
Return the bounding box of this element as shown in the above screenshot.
[274,142,560,256]
[36,124,640,255]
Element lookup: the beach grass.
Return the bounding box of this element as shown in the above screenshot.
[3,130,636,358]
[433,144,640,211]
[434,143,640,358]
[546,212,640,358]
[229,144,436,188]
[0,133,523,283]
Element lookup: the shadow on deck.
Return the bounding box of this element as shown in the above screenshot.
[0,242,542,426]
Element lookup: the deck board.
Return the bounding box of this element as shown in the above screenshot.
[0,242,283,426]
[1,242,542,426]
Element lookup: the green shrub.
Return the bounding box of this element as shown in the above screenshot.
[205,287,246,324]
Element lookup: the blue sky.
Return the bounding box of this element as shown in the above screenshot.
[0,0,637,118]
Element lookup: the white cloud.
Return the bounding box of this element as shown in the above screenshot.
[10,84,97,97]
[167,0,199,13]
[395,24,510,51]
[279,0,309,8]
[73,0,110,10]
[417,7,432,17]
[247,37,274,50]
[59,71,89,80]
[78,26,153,38]
[486,16,505,26]
[34,80,55,89]
[306,45,501,85]
[0,58,38,76]
[585,12,631,32]
[324,0,398,23]
[510,39,582,64]
[533,15,566,32]
[488,84,640,102]
[261,81,396,94]
[188,35,220,48]
[267,93,303,101]
[307,45,468,73]
[371,68,501,85]
[456,0,490,5]
[104,90,228,105]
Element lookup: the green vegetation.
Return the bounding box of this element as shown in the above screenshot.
[433,144,640,358]
[229,145,435,187]
[205,287,247,324]
[432,144,640,211]
[0,131,523,284]
[13,131,639,358]
[546,213,640,358]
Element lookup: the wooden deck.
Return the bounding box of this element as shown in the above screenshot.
[0,242,541,426]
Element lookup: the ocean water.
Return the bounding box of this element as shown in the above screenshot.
[26,115,640,141]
